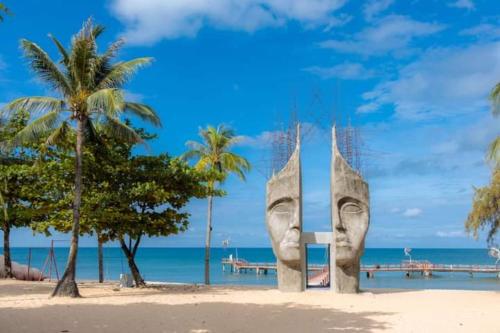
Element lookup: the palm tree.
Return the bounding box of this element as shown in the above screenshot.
[488,83,500,165]
[183,125,250,285]
[2,18,161,297]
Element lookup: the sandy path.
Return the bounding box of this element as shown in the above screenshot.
[0,280,498,332]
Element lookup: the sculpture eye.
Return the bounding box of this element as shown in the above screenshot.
[341,202,363,214]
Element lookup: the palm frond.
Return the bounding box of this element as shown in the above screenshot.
[221,152,251,181]
[0,3,12,21]
[487,136,500,166]
[20,39,72,96]
[85,118,105,146]
[184,124,250,183]
[181,149,203,161]
[11,111,60,145]
[102,116,142,144]
[491,83,500,116]
[48,34,70,65]
[87,88,124,117]
[92,24,106,39]
[3,96,64,116]
[124,102,161,127]
[45,120,73,146]
[97,58,153,89]
[69,18,100,90]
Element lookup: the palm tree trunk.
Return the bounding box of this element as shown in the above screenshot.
[97,234,104,283]
[204,195,213,285]
[0,190,13,278]
[2,220,13,279]
[52,117,86,297]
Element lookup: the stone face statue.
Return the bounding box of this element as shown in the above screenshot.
[331,127,370,293]
[265,128,304,292]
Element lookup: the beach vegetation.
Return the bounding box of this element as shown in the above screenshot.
[465,169,499,245]
[2,18,160,297]
[183,125,250,285]
[0,110,38,278]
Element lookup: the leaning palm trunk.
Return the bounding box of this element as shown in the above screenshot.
[52,118,86,297]
[2,221,13,278]
[204,195,213,285]
[0,190,13,278]
[97,234,104,283]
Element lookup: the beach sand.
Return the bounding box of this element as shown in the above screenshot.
[0,280,498,333]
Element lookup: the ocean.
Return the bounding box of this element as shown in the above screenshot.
[3,247,500,291]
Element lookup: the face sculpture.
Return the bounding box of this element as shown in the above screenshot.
[335,197,369,266]
[267,198,301,264]
[331,126,370,273]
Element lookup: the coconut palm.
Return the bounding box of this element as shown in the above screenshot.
[183,125,250,285]
[2,18,161,297]
[488,83,500,165]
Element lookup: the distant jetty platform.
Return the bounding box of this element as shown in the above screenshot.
[222,258,500,280]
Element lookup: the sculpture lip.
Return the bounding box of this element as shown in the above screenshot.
[281,241,300,248]
[336,241,351,248]
[336,235,351,247]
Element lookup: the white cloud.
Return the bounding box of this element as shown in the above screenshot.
[436,230,466,238]
[319,15,444,57]
[358,42,500,119]
[363,0,394,21]
[303,62,374,80]
[460,23,500,40]
[448,0,475,10]
[432,116,500,155]
[402,208,422,218]
[110,0,347,45]
[236,131,277,149]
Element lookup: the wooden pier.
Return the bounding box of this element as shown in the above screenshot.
[222,258,500,278]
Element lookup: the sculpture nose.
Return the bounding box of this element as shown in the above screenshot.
[290,210,300,229]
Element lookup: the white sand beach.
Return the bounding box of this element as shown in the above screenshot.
[0,280,498,332]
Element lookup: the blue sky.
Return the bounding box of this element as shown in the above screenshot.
[1,0,499,248]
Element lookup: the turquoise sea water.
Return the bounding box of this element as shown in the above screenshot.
[2,247,499,291]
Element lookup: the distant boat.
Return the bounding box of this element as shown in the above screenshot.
[222,239,230,248]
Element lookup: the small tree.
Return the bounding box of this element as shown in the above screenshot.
[0,110,37,278]
[3,18,160,297]
[465,82,500,245]
[465,169,499,245]
[183,125,250,285]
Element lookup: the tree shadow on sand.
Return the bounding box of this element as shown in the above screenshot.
[0,301,392,332]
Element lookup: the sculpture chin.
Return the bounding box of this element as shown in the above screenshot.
[336,246,357,266]
[278,242,301,263]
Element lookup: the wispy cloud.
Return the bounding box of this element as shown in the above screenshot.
[110,0,347,45]
[402,208,422,218]
[436,230,466,238]
[319,15,444,57]
[358,42,500,119]
[303,62,374,80]
[448,0,475,11]
[363,0,394,21]
[460,23,500,41]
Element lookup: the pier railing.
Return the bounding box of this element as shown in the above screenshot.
[222,258,500,276]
